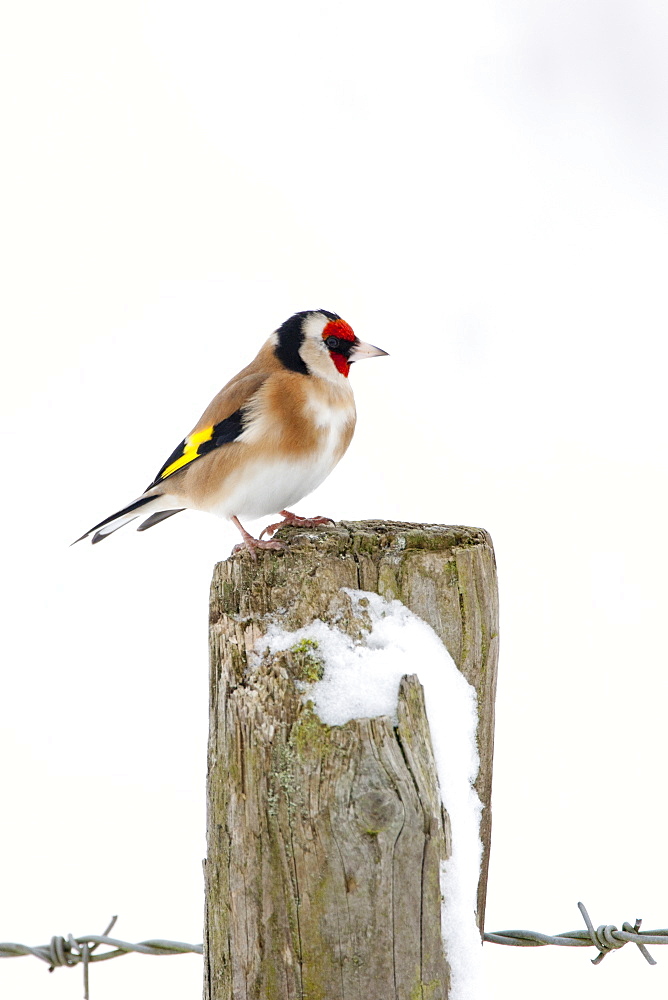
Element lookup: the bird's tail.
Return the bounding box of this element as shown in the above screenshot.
[72,494,183,545]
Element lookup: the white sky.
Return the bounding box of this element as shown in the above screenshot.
[2,1,668,997]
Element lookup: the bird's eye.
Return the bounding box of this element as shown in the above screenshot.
[325,335,340,350]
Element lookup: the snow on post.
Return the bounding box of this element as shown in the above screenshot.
[205,521,498,1000]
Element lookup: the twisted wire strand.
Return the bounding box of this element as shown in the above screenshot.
[0,916,203,1000]
[484,902,666,966]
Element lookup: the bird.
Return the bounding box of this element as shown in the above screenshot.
[74,309,388,556]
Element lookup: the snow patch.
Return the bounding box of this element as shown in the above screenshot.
[256,589,484,1000]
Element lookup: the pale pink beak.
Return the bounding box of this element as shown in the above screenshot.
[348,340,389,362]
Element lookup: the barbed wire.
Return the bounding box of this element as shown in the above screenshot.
[0,916,202,1000]
[2,902,666,999]
[484,902,666,966]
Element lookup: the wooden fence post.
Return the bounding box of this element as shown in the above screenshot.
[204,521,498,1000]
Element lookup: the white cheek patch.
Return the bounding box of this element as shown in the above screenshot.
[300,338,349,384]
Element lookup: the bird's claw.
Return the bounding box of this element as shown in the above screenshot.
[259,521,284,539]
[260,514,335,539]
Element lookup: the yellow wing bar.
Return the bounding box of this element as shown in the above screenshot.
[160,426,214,479]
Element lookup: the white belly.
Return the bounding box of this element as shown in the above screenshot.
[214,452,340,520]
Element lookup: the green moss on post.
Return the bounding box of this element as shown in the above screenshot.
[289,638,325,683]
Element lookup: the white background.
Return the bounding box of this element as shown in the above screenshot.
[2,2,667,998]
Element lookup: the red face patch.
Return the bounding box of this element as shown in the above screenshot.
[330,353,350,377]
[322,318,356,377]
[322,318,356,343]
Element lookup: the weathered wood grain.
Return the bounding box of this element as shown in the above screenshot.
[204,521,498,1000]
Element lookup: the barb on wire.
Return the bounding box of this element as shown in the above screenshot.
[485,902,668,966]
[0,916,203,1000]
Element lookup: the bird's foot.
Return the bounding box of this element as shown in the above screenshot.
[260,510,335,539]
[232,536,285,560]
[231,514,285,560]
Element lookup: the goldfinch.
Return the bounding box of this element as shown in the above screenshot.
[75,310,387,556]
